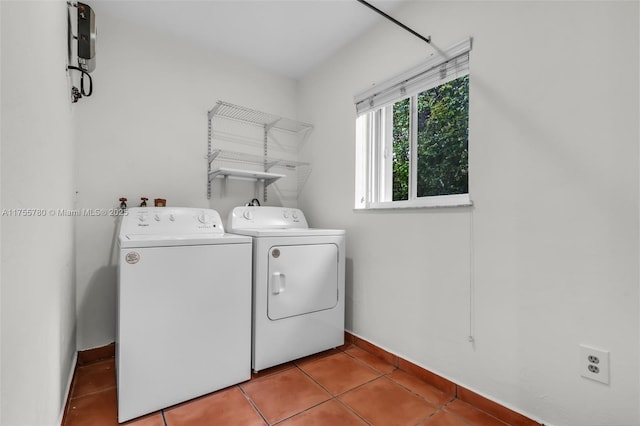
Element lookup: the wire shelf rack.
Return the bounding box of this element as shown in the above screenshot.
[208,149,310,170]
[208,101,313,135]
[207,101,313,201]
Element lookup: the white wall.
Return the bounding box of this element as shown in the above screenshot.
[1,3,4,423]
[1,1,77,425]
[1,2,4,421]
[74,8,299,349]
[15,2,633,425]
[298,2,639,425]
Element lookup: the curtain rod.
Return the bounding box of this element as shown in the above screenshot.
[355,0,431,44]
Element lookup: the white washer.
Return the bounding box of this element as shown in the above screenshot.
[228,206,345,372]
[117,207,252,423]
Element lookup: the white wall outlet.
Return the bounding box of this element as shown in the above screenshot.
[579,345,610,384]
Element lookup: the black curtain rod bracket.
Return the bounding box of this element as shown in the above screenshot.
[356,0,431,45]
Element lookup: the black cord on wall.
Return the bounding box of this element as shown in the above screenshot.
[67,65,93,97]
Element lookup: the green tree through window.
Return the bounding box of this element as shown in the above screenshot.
[392,75,469,201]
[392,98,410,201]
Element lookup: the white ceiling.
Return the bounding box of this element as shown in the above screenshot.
[91,0,408,79]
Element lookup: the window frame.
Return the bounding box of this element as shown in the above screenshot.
[354,39,472,210]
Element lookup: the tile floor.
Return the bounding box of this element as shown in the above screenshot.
[63,345,515,426]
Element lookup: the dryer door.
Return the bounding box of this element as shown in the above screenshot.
[267,244,338,320]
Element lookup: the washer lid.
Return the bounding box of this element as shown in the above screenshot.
[119,233,251,248]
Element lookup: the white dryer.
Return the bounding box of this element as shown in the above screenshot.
[117,207,252,422]
[228,206,345,372]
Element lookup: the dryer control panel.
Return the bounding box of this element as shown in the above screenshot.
[228,206,309,230]
[120,207,225,235]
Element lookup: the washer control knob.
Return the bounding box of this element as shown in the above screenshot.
[243,210,253,220]
[283,210,290,219]
[154,214,160,221]
[291,210,299,220]
[138,214,147,222]
[169,214,175,222]
[197,213,210,224]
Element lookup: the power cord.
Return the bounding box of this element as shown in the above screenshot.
[66,65,93,101]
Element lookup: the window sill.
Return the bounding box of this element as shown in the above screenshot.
[354,194,472,210]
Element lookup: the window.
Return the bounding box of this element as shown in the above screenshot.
[354,39,472,209]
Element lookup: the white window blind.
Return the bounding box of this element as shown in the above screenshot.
[354,38,472,115]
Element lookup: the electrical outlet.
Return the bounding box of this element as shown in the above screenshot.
[580,345,609,384]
